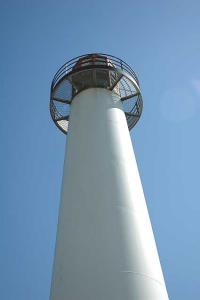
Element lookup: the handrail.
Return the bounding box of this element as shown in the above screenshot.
[52,53,140,88]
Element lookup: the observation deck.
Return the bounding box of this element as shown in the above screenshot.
[50,53,143,134]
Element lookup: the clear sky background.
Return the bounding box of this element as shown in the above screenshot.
[1,0,200,299]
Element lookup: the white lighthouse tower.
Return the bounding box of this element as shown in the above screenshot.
[49,53,169,300]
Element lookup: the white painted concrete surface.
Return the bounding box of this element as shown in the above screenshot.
[50,88,169,300]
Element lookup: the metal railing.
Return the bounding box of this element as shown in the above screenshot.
[51,53,140,89]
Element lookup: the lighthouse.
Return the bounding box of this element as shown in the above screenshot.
[49,53,169,300]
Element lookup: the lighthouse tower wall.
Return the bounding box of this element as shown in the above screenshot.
[50,88,169,300]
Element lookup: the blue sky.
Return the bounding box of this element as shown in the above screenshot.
[1,0,200,299]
